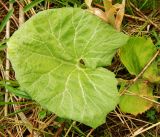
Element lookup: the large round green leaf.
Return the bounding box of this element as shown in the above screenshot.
[8,8,128,128]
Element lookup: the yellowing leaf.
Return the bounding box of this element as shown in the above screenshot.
[104,0,125,31]
[103,0,113,12]
[119,80,154,115]
[88,8,107,22]
[105,6,116,27]
[85,0,126,31]
[115,0,125,31]
[143,62,160,83]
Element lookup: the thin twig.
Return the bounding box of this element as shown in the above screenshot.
[124,14,145,22]
[54,122,65,137]
[13,96,34,133]
[114,109,125,124]
[64,121,76,137]
[10,97,23,137]
[130,2,160,31]
[125,91,160,105]
[16,0,30,19]
[131,122,160,137]
[94,3,146,22]
[15,0,24,8]
[86,128,94,137]
[39,115,56,130]
[133,50,160,82]
[116,108,134,135]
[19,1,25,26]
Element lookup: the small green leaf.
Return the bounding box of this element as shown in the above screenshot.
[0,9,14,33]
[120,37,160,83]
[0,44,7,51]
[119,80,154,115]
[38,110,47,119]
[8,8,128,128]
[146,109,156,122]
[23,0,44,12]
[0,39,9,51]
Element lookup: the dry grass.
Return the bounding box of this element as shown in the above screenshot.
[0,0,160,137]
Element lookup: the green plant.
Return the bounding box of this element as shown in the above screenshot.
[119,36,160,116]
[146,108,157,122]
[7,2,160,129]
[7,8,128,128]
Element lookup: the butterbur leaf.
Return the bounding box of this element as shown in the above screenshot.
[119,80,154,115]
[120,37,159,83]
[8,8,128,128]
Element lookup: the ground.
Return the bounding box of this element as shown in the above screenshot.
[0,0,160,137]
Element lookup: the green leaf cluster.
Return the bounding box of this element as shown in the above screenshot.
[119,37,160,115]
